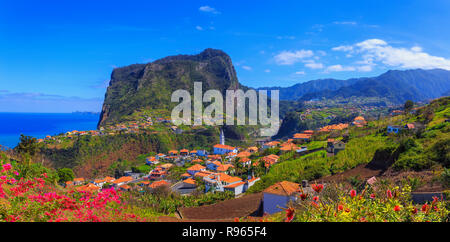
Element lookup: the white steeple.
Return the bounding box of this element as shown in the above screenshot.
[220,128,225,145]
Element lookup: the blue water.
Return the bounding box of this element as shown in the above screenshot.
[0,112,99,149]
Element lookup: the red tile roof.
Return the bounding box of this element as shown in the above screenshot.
[263,181,300,196]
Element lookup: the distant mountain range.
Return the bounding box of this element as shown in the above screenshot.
[258,69,450,104]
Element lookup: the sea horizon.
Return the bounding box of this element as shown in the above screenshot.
[0,112,99,149]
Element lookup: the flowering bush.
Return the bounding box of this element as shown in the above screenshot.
[276,183,449,222]
[0,160,144,222]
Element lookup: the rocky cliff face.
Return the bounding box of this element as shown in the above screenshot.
[98,48,243,128]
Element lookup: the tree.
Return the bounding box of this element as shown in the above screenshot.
[404,100,414,113]
[16,134,39,156]
[57,168,75,183]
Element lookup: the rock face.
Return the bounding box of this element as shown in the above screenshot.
[98,48,243,128]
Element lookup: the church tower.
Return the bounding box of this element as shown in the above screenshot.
[220,128,225,145]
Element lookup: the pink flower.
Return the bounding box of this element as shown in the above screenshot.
[370,193,376,199]
[2,163,12,172]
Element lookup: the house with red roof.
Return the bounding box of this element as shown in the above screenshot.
[187,164,206,176]
[263,181,301,214]
[213,144,238,155]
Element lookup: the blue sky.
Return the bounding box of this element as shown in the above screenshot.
[1,0,450,112]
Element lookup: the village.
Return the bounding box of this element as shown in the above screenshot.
[62,114,393,197]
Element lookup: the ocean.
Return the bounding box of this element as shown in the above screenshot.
[0,112,99,149]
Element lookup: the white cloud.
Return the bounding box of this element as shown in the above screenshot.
[333,38,450,70]
[242,66,252,70]
[199,6,220,14]
[195,26,203,31]
[357,65,373,72]
[325,65,356,72]
[264,69,271,73]
[305,61,324,69]
[332,45,354,52]
[274,50,314,65]
[333,21,357,25]
[295,71,306,75]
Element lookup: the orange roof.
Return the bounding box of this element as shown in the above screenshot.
[112,176,133,184]
[147,156,156,161]
[73,178,85,182]
[194,171,213,178]
[263,181,300,196]
[216,173,242,184]
[303,130,314,134]
[119,184,131,190]
[263,141,280,147]
[239,157,251,163]
[293,133,312,139]
[280,143,298,151]
[149,180,169,189]
[76,183,100,192]
[183,178,196,185]
[208,155,222,160]
[247,146,258,152]
[236,151,251,158]
[224,181,246,188]
[94,176,115,184]
[354,116,365,121]
[168,150,178,154]
[180,149,189,153]
[216,164,233,172]
[213,144,236,150]
[190,150,197,153]
[248,177,260,183]
[187,164,206,171]
[181,173,191,177]
[192,158,203,163]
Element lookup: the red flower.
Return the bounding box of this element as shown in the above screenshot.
[311,184,324,193]
[386,189,392,199]
[338,204,343,211]
[360,217,367,222]
[299,193,308,200]
[370,193,376,199]
[350,190,356,198]
[285,207,295,222]
[234,217,240,222]
[411,207,418,214]
[421,204,429,213]
[394,205,401,212]
[313,196,319,201]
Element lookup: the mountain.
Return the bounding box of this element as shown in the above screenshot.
[98,48,243,128]
[299,69,450,104]
[257,78,364,101]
